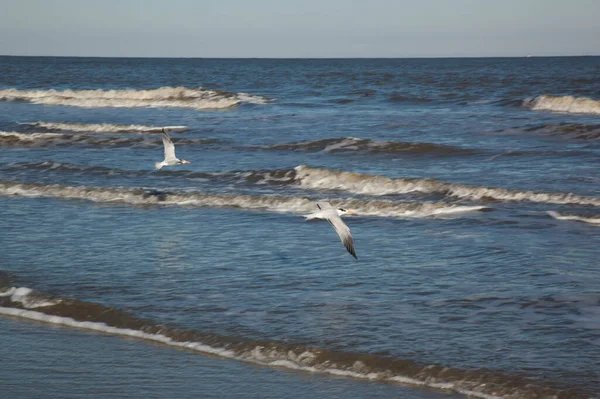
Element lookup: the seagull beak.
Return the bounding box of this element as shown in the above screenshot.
[182,160,191,164]
[347,210,357,216]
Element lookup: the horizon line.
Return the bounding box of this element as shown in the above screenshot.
[1,54,599,60]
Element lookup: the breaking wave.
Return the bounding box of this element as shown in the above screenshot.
[5,163,599,209]
[24,122,188,134]
[0,86,270,110]
[0,285,587,399]
[0,287,60,308]
[293,165,600,207]
[0,180,487,219]
[259,137,475,155]
[547,211,600,226]
[0,132,66,146]
[523,95,600,115]
[0,131,216,148]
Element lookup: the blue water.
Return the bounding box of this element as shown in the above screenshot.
[1,56,599,399]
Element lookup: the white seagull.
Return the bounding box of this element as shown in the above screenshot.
[155,128,191,170]
[305,202,358,259]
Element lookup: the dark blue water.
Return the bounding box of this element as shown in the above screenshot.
[1,56,599,399]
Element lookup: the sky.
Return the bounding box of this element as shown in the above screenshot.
[1,0,599,58]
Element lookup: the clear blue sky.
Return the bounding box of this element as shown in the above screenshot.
[1,0,599,57]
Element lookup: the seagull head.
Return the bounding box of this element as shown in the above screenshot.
[179,159,191,164]
[337,208,357,216]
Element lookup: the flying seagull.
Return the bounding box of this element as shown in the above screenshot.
[305,202,358,259]
[155,128,191,170]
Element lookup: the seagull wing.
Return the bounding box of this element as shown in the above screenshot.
[162,131,177,162]
[325,212,357,259]
[316,202,333,211]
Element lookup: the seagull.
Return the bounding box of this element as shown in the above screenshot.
[304,202,358,259]
[155,128,191,170]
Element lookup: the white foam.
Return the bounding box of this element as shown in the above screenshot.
[236,92,272,104]
[0,131,64,140]
[0,87,270,110]
[322,137,364,152]
[0,287,60,308]
[0,181,487,219]
[0,287,16,297]
[320,137,412,153]
[547,211,600,225]
[525,95,600,115]
[0,306,502,399]
[294,165,600,207]
[24,122,188,134]
[9,287,33,302]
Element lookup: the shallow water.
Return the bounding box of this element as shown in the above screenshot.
[1,56,599,398]
[1,317,461,399]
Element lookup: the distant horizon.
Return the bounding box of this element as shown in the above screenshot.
[2,54,599,59]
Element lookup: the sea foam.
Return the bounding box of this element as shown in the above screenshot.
[0,86,270,110]
[0,180,487,219]
[547,211,600,225]
[524,95,600,115]
[25,122,188,134]
[0,287,60,308]
[293,165,600,207]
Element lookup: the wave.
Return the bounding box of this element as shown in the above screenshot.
[547,211,600,225]
[2,161,130,176]
[0,131,216,148]
[5,162,599,208]
[0,286,587,399]
[523,95,600,115]
[24,122,188,134]
[1,162,295,183]
[293,165,600,207]
[0,163,306,185]
[0,287,60,308]
[259,137,475,155]
[0,180,488,219]
[1,162,289,185]
[0,86,270,110]
[0,163,298,189]
[518,123,600,140]
[0,132,66,146]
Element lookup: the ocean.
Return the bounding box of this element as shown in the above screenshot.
[0,56,599,399]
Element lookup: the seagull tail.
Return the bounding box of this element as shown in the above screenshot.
[155,162,164,170]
